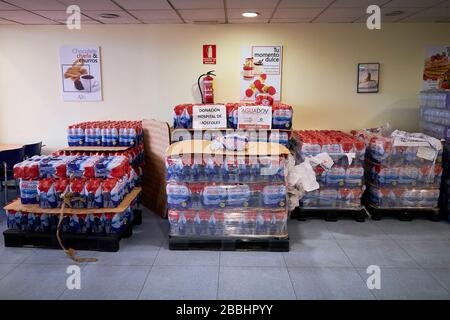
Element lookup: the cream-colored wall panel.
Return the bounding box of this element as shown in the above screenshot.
[0,23,449,151]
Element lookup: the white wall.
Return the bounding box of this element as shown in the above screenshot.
[0,23,449,152]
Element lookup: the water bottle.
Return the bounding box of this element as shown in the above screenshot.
[177,212,186,235]
[269,213,277,235]
[71,126,78,146]
[184,211,194,235]
[101,127,107,147]
[194,212,202,235]
[119,127,124,146]
[122,127,129,146]
[111,127,119,146]
[129,127,137,146]
[86,128,95,146]
[67,126,74,146]
[105,127,112,146]
[275,212,286,235]
[179,108,190,129]
[81,126,86,145]
[95,126,102,146]
[255,213,266,235]
[167,211,178,235]
[208,213,217,235]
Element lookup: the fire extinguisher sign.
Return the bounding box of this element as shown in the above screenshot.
[203,45,216,64]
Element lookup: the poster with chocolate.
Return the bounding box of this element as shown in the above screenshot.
[422,45,450,91]
[240,45,282,102]
[60,46,102,101]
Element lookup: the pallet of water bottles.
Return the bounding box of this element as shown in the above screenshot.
[168,209,288,237]
[13,154,140,209]
[354,128,443,221]
[292,187,367,222]
[67,120,144,147]
[290,130,367,221]
[292,130,366,188]
[173,102,293,130]
[171,128,292,147]
[419,90,450,143]
[166,154,287,184]
[420,90,450,109]
[365,161,443,187]
[167,182,287,210]
[292,130,366,165]
[353,128,443,165]
[57,144,145,169]
[364,184,441,221]
[165,140,290,250]
[418,91,450,220]
[166,143,287,211]
[55,145,145,184]
[420,121,450,143]
[2,189,142,252]
[168,209,289,251]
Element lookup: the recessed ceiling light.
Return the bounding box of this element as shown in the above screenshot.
[384,10,404,17]
[99,13,120,19]
[242,12,259,18]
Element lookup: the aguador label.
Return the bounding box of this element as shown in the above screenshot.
[237,105,272,129]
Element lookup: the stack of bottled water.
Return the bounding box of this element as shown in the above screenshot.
[165,140,289,238]
[293,130,366,209]
[67,121,143,147]
[354,129,442,209]
[55,144,145,185]
[5,198,138,235]
[172,103,293,130]
[419,90,450,219]
[172,102,293,150]
[172,129,291,147]
[13,155,139,209]
[419,91,450,141]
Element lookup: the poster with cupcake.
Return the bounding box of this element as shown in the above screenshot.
[422,45,450,91]
[240,45,282,101]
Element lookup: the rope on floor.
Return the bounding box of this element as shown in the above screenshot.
[56,191,98,263]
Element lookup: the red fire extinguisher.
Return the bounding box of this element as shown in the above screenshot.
[198,70,216,104]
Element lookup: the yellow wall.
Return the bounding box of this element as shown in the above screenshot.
[0,23,449,151]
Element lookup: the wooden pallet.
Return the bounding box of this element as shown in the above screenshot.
[61,146,131,152]
[3,187,142,215]
[3,221,133,252]
[365,203,441,221]
[291,207,367,222]
[2,196,143,252]
[168,236,289,252]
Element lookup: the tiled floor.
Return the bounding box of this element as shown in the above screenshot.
[0,197,450,299]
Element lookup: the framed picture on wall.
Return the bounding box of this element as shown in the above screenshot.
[357,63,380,93]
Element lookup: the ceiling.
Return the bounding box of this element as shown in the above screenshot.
[0,0,449,25]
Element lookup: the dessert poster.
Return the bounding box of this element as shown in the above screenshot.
[422,45,450,91]
[60,46,102,101]
[240,45,282,101]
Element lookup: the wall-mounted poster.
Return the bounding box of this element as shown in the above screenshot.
[357,63,380,93]
[60,46,102,101]
[422,45,450,91]
[240,45,282,101]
